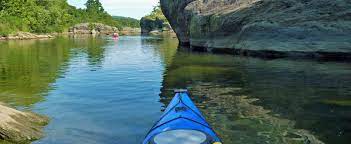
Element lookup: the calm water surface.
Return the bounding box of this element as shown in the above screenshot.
[0,36,350,144]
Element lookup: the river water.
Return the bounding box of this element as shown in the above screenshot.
[0,36,350,144]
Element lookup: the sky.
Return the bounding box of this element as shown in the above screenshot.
[67,0,159,19]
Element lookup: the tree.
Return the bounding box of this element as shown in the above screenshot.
[0,0,135,35]
[85,0,104,13]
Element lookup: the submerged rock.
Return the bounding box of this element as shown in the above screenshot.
[189,83,324,144]
[160,0,351,58]
[0,103,49,143]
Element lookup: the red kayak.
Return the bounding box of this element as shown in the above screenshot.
[112,33,119,38]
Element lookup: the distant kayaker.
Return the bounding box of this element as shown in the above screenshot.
[112,33,119,38]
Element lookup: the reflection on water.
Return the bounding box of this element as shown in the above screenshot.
[0,36,350,144]
[31,36,178,144]
[161,49,351,144]
[0,36,108,107]
[0,39,70,106]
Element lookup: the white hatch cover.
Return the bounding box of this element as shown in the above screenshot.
[153,129,208,144]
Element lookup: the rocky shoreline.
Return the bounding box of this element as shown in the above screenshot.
[69,23,118,35]
[0,32,54,40]
[0,23,142,41]
[119,27,141,35]
[0,103,49,144]
[0,31,139,42]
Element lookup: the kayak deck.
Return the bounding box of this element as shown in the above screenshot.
[143,90,221,144]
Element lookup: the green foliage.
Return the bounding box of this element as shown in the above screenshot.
[144,5,167,22]
[140,5,169,32]
[0,0,139,35]
[0,0,75,34]
[0,14,31,36]
[88,23,96,30]
[86,0,104,13]
[112,16,140,28]
[0,23,11,36]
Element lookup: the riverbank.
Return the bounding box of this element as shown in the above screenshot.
[0,103,49,144]
[0,32,54,41]
[0,32,129,41]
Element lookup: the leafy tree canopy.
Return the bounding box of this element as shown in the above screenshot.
[85,0,104,13]
[143,5,167,22]
[0,0,140,36]
[140,4,169,32]
[112,16,140,28]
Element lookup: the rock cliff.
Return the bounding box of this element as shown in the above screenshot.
[140,6,174,35]
[161,0,351,58]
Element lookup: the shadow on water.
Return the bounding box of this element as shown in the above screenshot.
[160,47,351,144]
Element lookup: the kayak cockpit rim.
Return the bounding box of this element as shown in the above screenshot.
[174,89,188,93]
[150,129,209,144]
[142,89,222,144]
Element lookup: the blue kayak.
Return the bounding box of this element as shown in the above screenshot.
[143,90,222,144]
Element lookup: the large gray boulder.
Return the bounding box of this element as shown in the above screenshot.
[0,103,49,143]
[161,0,351,58]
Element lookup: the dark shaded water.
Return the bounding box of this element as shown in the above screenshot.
[0,36,350,144]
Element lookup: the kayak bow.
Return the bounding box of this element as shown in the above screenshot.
[143,90,222,144]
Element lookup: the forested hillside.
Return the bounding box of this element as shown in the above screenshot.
[112,16,140,29]
[0,0,139,36]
